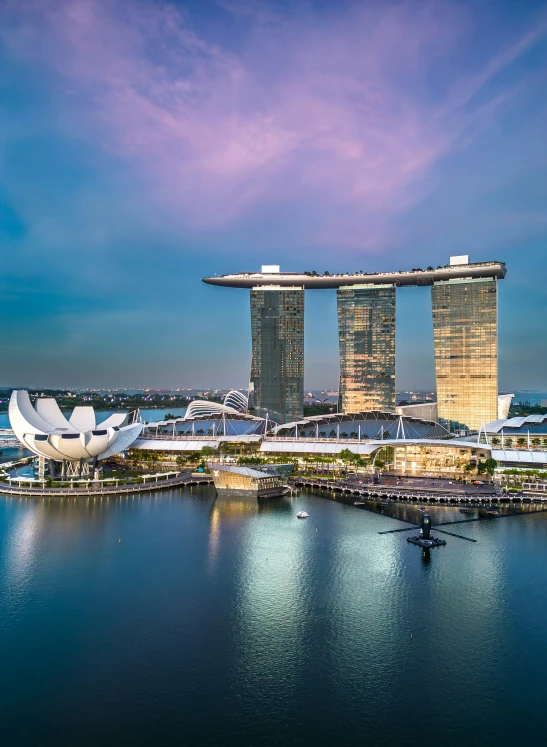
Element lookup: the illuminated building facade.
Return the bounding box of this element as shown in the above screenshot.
[203,258,506,425]
[432,277,498,432]
[249,288,304,423]
[337,285,396,412]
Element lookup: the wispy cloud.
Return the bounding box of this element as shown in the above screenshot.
[2,0,546,250]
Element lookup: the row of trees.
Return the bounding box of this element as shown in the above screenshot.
[490,436,547,448]
[127,447,495,477]
[127,446,217,471]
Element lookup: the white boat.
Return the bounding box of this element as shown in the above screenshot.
[296,511,309,519]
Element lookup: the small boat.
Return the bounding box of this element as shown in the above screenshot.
[459,508,471,514]
[487,510,499,516]
[354,501,366,506]
[296,511,309,519]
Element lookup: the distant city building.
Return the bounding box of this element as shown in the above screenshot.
[432,264,500,433]
[249,286,304,424]
[541,399,547,408]
[337,284,396,413]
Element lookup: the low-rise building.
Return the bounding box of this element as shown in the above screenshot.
[209,464,286,498]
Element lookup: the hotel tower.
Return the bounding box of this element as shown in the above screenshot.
[203,257,506,431]
[249,286,304,424]
[337,284,396,413]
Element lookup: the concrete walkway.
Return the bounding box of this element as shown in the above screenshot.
[0,473,213,498]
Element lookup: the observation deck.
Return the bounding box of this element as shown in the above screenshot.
[202,261,506,289]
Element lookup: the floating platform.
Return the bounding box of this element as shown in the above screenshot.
[407,535,446,548]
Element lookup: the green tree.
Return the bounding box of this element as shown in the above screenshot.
[339,448,357,474]
[484,457,498,476]
[237,455,265,466]
[201,446,216,458]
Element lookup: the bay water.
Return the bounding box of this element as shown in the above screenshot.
[1,486,546,746]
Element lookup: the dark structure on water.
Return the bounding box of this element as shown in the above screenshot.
[407,513,446,548]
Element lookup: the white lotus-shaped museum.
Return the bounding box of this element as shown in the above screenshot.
[9,390,143,463]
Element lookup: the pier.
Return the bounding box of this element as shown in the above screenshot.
[292,477,547,505]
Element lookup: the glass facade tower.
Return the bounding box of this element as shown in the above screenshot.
[249,288,304,424]
[337,284,396,413]
[432,277,498,433]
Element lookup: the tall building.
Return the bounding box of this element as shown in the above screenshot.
[337,285,396,413]
[249,287,304,424]
[203,258,506,428]
[432,276,498,432]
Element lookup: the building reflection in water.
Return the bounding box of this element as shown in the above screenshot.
[2,502,44,598]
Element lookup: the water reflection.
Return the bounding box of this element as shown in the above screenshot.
[3,503,43,589]
[208,496,293,567]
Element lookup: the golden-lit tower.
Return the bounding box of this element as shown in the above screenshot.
[431,256,502,432]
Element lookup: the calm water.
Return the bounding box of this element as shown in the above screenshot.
[1,487,546,746]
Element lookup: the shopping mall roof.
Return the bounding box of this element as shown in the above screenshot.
[270,410,449,440]
[485,415,547,433]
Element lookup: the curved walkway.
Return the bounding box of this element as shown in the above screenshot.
[0,473,213,498]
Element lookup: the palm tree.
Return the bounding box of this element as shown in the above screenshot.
[339,448,357,475]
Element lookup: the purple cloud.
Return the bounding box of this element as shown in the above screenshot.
[2,0,546,250]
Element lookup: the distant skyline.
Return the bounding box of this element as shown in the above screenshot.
[1,0,546,390]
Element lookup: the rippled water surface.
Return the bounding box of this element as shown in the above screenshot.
[1,487,546,746]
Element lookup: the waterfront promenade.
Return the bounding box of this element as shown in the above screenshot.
[294,477,547,504]
[0,472,213,498]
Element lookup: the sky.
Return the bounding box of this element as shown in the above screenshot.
[1,0,546,391]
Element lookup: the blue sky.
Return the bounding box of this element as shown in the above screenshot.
[1,0,546,390]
